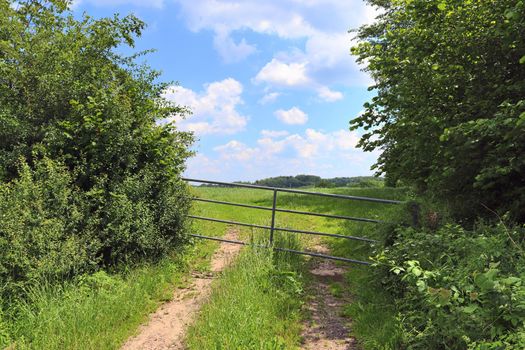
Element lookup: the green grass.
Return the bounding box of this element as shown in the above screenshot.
[186,235,305,350]
[1,239,218,350]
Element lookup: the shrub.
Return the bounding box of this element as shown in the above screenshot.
[0,1,193,301]
[351,0,525,222]
[375,222,525,349]
[0,158,88,299]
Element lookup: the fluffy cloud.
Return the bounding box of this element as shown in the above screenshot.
[254,59,310,87]
[185,128,375,181]
[213,141,257,161]
[214,128,359,160]
[162,78,248,135]
[258,92,281,105]
[172,0,376,90]
[213,30,257,63]
[260,130,289,138]
[317,86,343,102]
[274,107,308,125]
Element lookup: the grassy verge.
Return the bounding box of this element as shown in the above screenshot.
[186,234,305,350]
[1,239,218,350]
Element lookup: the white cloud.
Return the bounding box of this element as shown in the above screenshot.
[274,107,308,125]
[184,153,222,177]
[258,92,281,105]
[213,141,257,161]
[187,128,374,181]
[213,30,257,63]
[254,59,310,87]
[260,130,289,138]
[73,0,164,8]
[214,128,360,161]
[176,0,377,88]
[317,86,343,102]
[162,78,248,135]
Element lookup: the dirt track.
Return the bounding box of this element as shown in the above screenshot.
[121,229,242,350]
[301,245,358,350]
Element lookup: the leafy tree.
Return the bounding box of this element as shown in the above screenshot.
[0,0,193,296]
[351,0,525,221]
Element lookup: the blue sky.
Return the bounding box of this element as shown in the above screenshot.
[71,0,379,182]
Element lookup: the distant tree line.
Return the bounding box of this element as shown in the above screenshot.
[253,175,383,188]
[196,175,383,188]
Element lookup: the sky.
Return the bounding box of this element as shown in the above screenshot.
[71,0,380,182]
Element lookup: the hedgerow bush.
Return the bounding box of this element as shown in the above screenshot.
[374,222,525,349]
[0,1,193,300]
[352,0,525,222]
[0,158,89,299]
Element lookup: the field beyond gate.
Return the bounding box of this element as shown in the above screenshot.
[184,178,406,265]
[184,182,409,349]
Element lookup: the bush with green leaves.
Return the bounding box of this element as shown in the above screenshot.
[351,0,525,222]
[0,0,193,299]
[374,222,525,349]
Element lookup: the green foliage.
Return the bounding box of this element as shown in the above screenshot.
[248,175,383,188]
[0,0,193,300]
[0,158,89,298]
[375,222,525,349]
[315,179,335,188]
[346,178,384,188]
[254,174,322,188]
[351,0,525,221]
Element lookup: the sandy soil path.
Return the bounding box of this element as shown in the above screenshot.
[121,229,242,350]
[301,245,359,350]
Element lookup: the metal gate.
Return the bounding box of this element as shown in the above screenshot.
[183,178,403,265]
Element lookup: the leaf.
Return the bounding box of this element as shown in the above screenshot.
[416,280,427,292]
[463,305,478,314]
[520,55,525,64]
[392,267,403,275]
[437,3,447,11]
[518,112,525,126]
[502,277,521,286]
[437,288,451,304]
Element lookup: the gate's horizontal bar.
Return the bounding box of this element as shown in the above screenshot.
[183,178,403,204]
[188,216,376,243]
[273,247,372,265]
[275,227,377,243]
[190,234,372,265]
[188,215,271,230]
[275,208,383,224]
[192,197,273,211]
[192,197,383,224]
